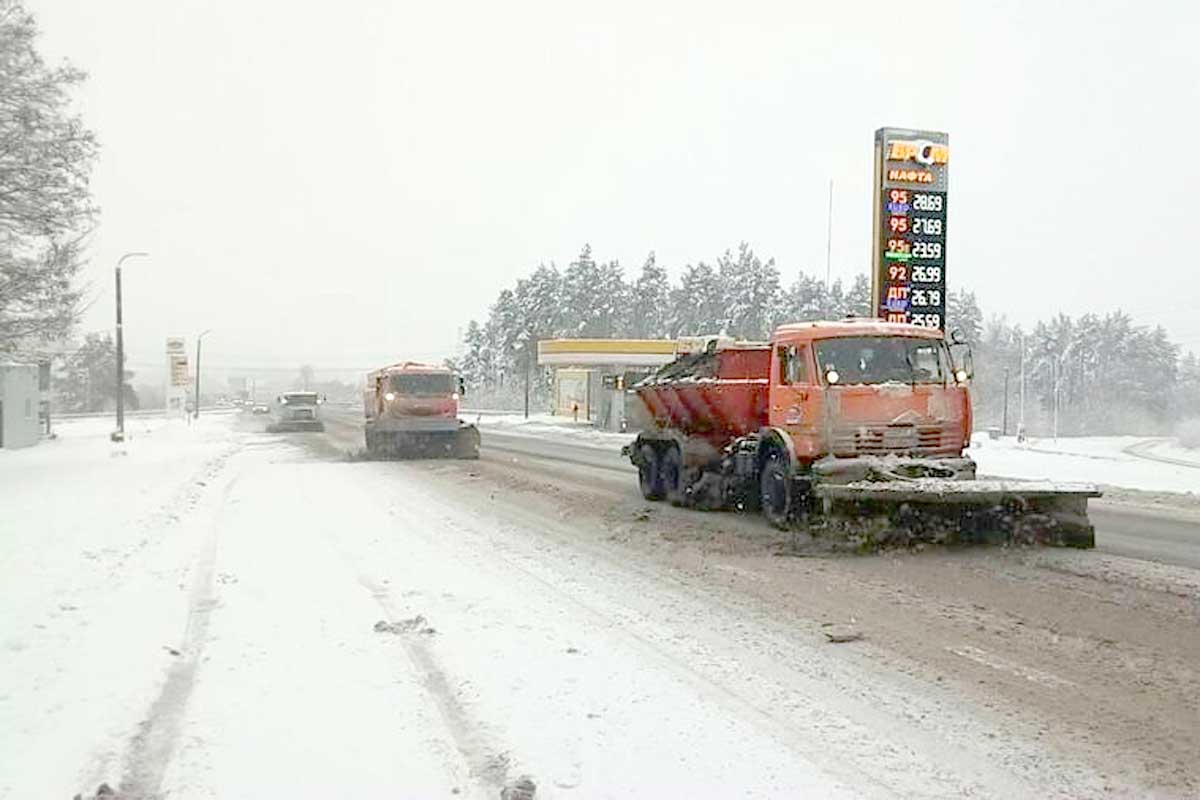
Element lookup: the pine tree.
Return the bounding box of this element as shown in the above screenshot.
[778,271,827,323]
[56,333,138,412]
[629,252,670,338]
[459,320,487,390]
[846,274,872,317]
[717,242,780,339]
[561,244,601,336]
[669,261,724,336]
[594,259,630,337]
[946,290,983,344]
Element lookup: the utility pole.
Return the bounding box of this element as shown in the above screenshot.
[824,179,834,293]
[523,355,530,419]
[1052,358,1060,442]
[194,329,212,419]
[1018,330,1026,441]
[1002,368,1010,436]
[113,252,149,442]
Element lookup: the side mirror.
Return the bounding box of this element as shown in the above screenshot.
[949,342,974,382]
[457,378,466,397]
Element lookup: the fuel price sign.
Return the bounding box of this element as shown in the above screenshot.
[871,128,949,329]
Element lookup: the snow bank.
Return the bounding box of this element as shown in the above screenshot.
[970,434,1199,495]
[469,412,633,451]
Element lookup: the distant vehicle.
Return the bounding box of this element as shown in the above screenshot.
[251,403,269,415]
[266,392,325,432]
[363,362,479,458]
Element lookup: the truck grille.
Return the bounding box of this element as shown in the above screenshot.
[831,424,959,456]
[292,409,314,420]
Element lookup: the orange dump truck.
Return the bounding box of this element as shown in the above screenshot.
[363,362,480,459]
[624,320,1099,547]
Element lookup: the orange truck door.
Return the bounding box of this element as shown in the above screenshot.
[769,343,823,462]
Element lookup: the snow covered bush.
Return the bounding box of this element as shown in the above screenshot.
[1176,419,1200,449]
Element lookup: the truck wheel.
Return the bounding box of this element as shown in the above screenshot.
[637,444,664,501]
[661,445,686,506]
[760,449,792,529]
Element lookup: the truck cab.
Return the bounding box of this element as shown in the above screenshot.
[767,320,972,465]
[363,362,479,458]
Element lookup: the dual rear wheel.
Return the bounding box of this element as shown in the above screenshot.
[637,443,684,505]
[637,440,797,528]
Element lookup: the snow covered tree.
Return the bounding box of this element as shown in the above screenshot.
[669,261,725,336]
[459,320,487,390]
[846,274,872,317]
[592,259,630,337]
[486,288,520,386]
[777,271,827,322]
[946,290,984,345]
[0,3,98,353]
[717,242,780,339]
[561,244,601,336]
[56,332,137,412]
[513,263,563,342]
[629,252,670,338]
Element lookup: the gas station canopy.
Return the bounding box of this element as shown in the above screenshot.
[536,339,677,367]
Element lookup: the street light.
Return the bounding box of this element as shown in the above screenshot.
[194,329,212,419]
[113,251,149,442]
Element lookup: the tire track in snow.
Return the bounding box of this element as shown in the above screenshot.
[108,463,239,799]
[353,574,516,794]
[1123,438,1200,470]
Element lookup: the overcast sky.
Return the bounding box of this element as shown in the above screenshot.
[28,0,1200,381]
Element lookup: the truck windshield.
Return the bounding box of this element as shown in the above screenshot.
[814,336,946,385]
[283,393,319,405]
[390,374,455,396]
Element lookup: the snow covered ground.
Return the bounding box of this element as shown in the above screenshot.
[0,415,866,797]
[3,413,1198,796]
[0,415,239,798]
[969,434,1199,495]
[469,411,631,451]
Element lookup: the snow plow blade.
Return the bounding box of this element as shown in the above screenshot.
[365,424,480,460]
[815,480,1101,549]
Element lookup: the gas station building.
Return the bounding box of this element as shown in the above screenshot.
[536,339,677,431]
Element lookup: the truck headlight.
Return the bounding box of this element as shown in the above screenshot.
[825,369,840,385]
[954,369,968,384]
[385,392,395,402]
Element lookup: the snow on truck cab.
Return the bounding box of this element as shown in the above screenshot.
[363,362,480,459]
[625,319,1099,548]
[266,391,326,432]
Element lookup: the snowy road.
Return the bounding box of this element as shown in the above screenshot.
[3,413,1199,798]
[462,422,1200,571]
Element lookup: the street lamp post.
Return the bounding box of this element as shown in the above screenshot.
[113,251,149,441]
[194,329,212,419]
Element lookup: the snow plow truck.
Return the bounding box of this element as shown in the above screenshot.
[363,362,480,459]
[623,320,1100,548]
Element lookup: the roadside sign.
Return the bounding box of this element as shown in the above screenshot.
[170,354,189,386]
[871,128,949,329]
